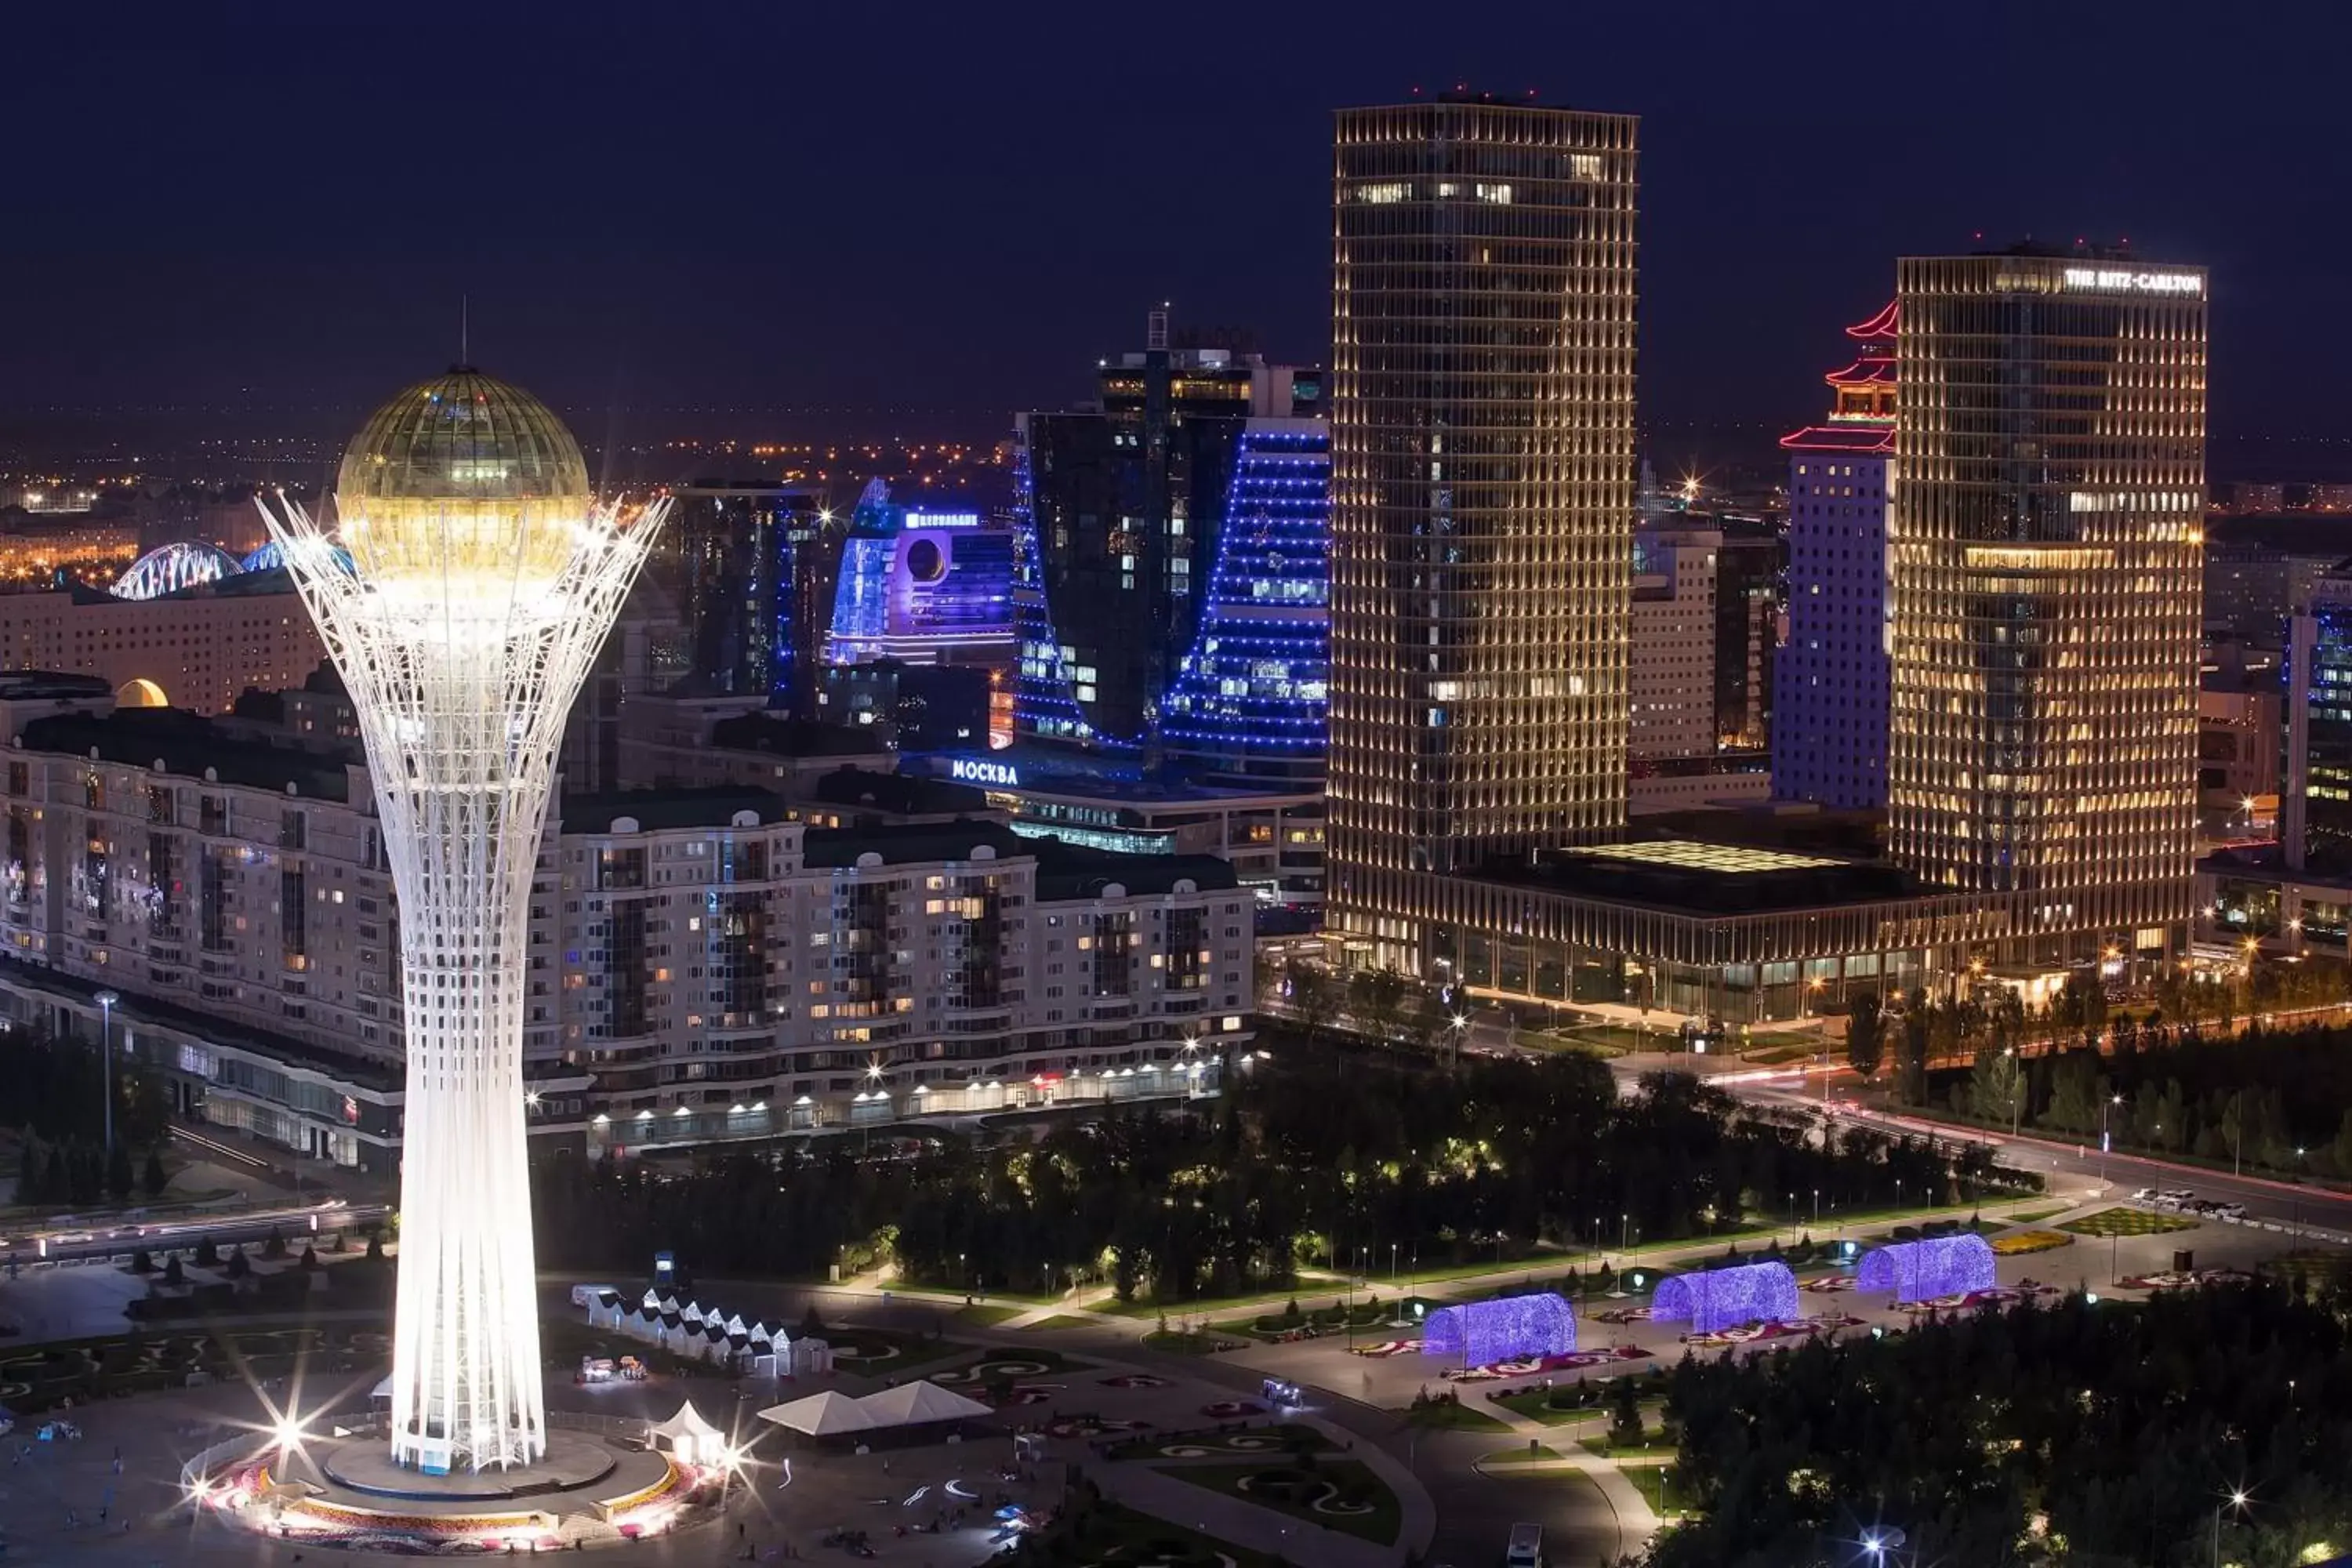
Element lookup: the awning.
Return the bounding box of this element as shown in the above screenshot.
[756,1391,876,1436]
[855,1381,992,1428]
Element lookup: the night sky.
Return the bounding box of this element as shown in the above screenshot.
[7,2,2348,472]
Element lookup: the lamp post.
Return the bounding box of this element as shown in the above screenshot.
[94,990,119,1163]
[1806,976,1829,1108]
[2100,1093,2122,1188]
[2215,1488,2249,1568]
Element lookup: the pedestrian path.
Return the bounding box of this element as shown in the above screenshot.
[1477,1399,1661,1556]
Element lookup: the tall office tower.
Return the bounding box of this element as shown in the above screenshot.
[653,481,836,710]
[270,369,662,1472]
[1628,525,1720,761]
[1889,249,2206,967]
[1775,299,1897,809]
[2283,567,2352,872]
[1325,96,1639,965]
[1014,311,1322,752]
[1157,417,1332,783]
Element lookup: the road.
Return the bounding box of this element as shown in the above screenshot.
[1,1196,388,1266]
[1642,1051,2352,1244]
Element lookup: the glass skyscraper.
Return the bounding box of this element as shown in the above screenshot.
[1013,314,1320,752]
[1325,96,1640,969]
[1158,417,1331,782]
[1889,249,2205,967]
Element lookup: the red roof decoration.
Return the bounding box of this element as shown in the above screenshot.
[1780,424,1896,454]
[1845,299,1899,340]
[1825,356,1896,387]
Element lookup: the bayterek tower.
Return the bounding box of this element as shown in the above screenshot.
[269,369,664,1473]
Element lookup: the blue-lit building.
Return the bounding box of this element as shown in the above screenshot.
[649,481,837,711]
[2285,567,2352,872]
[1159,418,1330,783]
[824,481,1015,670]
[1013,311,1322,754]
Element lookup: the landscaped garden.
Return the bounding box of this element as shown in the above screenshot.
[1988,1229,2074,1256]
[1011,1497,1281,1568]
[1153,1457,1402,1545]
[2058,1207,2198,1238]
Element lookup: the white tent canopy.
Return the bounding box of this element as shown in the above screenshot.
[855,1381,991,1427]
[757,1390,876,1436]
[647,1399,723,1446]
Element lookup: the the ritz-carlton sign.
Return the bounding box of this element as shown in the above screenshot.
[2063,267,2203,296]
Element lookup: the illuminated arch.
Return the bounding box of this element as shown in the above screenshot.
[116,678,169,709]
[112,543,243,601]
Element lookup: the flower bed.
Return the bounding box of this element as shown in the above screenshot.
[1990,1229,2074,1256]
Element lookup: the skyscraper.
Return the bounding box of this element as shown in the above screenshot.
[1326,96,1639,966]
[270,369,662,1472]
[1776,299,1896,810]
[1014,312,1321,752]
[1156,417,1331,783]
[1889,249,2205,966]
[655,481,835,710]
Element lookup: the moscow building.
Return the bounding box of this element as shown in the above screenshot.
[1774,300,1896,811]
[0,702,1254,1171]
[1325,95,1640,967]
[1013,311,1323,754]
[1889,249,2206,969]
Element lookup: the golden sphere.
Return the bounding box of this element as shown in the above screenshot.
[336,368,592,592]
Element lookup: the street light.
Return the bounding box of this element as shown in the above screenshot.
[2100,1094,2122,1188]
[94,989,120,1163]
[2215,1488,2249,1568]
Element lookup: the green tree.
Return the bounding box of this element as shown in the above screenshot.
[2039,1054,2106,1137]
[1898,1001,1934,1105]
[1608,1374,1644,1446]
[106,1140,134,1201]
[1962,1044,2024,1131]
[1286,959,1338,1041]
[1846,993,1886,1082]
[140,1146,167,1199]
[2330,1108,2352,1179]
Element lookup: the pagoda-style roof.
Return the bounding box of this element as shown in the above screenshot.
[1825,355,1896,387]
[1846,299,1899,340]
[1780,423,1896,454]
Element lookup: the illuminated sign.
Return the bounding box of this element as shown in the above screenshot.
[905,510,982,529]
[2061,267,2202,296]
[949,757,1020,787]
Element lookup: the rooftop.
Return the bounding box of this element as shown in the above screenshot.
[1511,836,1920,915]
[709,713,895,760]
[808,767,990,817]
[15,707,352,801]
[801,818,1240,897]
[560,786,793,834]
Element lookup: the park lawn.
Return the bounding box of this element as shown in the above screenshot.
[825,1327,974,1375]
[1109,1424,1336,1462]
[1578,1432,1679,1461]
[1621,1462,1697,1519]
[1031,1313,1101,1330]
[1742,1043,1821,1066]
[1154,1459,1403,1546]
[1493,1388,1604,1426]
[1515,1029,1632,1059]
[1046,1498,1283,1568]
[1477,1443,1570,1468]
[952,1303,1025,1327]
[2060,1207,2198,1238]
[1399,1399,1511,1432]
[1139,1330,1229,1356]
[2009,1205,2071,1225]
[946,1344,1090,1374]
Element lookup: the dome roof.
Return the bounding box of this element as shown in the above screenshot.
[337,367,589,507]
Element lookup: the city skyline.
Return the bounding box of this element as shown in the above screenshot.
[5,6,2349,470]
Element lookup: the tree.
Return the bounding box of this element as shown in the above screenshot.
[1898,1001,1934,1105]
[1962,1044,2024,1131]
[141,1147,167,1199]
[1286,960,1338,1042]
[263,1226,289,1261]
[194,1235,221,1267]
[298,1244,320,1272]
[1348,968,1409,1043]
[162,1254,185,1287]
[1608,1374,1644,1446]
[365,1232,386,1262]
[107,1140,134,1201]
[129,1247,153,1274]
[1846,994,1886,1082]
[223,1244,251,1279]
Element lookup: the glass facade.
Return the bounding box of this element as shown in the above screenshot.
[654,482,834,707]
[824,484,1015,669]
[1889,252,2205,966]
[1159,419,1330,782]
[1326,99,1640,969]
[2284,579,2352,871]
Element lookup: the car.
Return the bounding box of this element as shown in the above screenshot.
[2132,1188,2160,1203]
[2214,1203,2247,1221]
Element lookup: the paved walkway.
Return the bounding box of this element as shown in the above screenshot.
[1473,1399,1661,1556]
[1089,1412,1429,1568]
